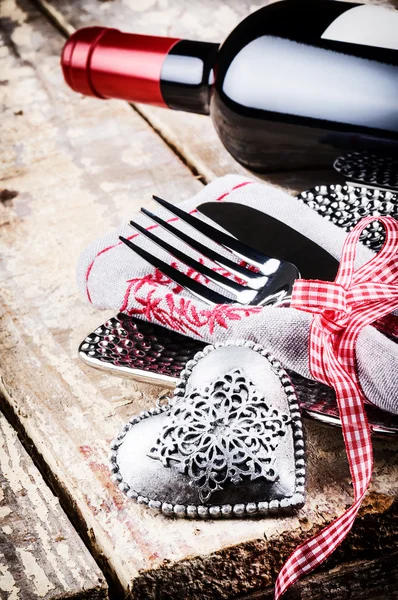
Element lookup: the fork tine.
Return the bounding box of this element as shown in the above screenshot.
[129,220,257,303]
[140,207,267,289]
[152,195,275,273]
[119,236,231,305]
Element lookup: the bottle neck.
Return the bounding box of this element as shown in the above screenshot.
[160,40,219,115]
[61,28,218,115]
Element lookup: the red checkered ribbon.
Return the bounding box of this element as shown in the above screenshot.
[274,216,398,599]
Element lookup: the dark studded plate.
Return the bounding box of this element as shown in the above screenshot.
[79,313,204,386]
[334,151,398,192]
[296,184,398,253]
[79,313,398,437]
[290,372,398,438]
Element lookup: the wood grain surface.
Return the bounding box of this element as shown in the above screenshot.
[0,411,107,600]
[243,552,398,600]
[38,0,398,193]
[0,1,397,599]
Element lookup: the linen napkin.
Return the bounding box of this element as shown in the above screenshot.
[77,175,398,415]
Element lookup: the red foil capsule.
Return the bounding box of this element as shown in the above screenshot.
[61,27,180,107]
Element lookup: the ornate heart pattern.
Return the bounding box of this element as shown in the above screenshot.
[110,341,306,518]
[149,367,290,502]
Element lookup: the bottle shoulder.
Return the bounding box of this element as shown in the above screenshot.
[218,0,357,56]
[214,0,396,92]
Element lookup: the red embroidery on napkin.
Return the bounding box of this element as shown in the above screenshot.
[119,259,251,314]
[127,288,261,337]
[120,262,261,336]
[84,180,253,304]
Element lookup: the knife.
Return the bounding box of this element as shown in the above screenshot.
[197,202,339,281]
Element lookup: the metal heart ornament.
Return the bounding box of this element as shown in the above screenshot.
[109,341,305,518]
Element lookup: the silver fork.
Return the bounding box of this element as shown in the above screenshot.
[119,196,300,307]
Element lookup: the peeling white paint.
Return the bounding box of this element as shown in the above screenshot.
[34,522,68,589]
[0,507,12,520]
[17,548,55,597]
[0,559,20,600]
[0,411,105,598]
[2,526,12,535]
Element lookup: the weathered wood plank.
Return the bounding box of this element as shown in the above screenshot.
[0,411,108,600]
[39,0,398,193]
[0,1,397,599]
[242,552,398,599]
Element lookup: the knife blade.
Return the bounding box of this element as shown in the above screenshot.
[197,202,339,281]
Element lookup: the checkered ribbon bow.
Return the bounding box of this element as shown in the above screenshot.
[274,216,398,599]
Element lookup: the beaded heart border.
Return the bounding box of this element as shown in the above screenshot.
[109,340,305,519]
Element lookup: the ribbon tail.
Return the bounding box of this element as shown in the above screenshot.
[274,493,368,598]
[274,352,373,599]
[278,216,398,599]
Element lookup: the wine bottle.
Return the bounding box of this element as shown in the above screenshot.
[61,0,398,172]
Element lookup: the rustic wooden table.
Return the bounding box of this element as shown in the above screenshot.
[1,1,398,599]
